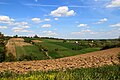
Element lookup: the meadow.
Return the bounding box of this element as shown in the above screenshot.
[33,38,101,59]
[15,45,48,60]
[14,38,119,60]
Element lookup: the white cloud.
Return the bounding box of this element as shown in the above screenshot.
[24,4,58,7]
[110,23,120,27]
[14,29,32,33]
[32,18,51,23]
[54,18,59,20]
[0,16,14,24]
[31,18,42,23]
[95,18,108,24]
[106,0,120,8]
[50,6,75,17]
[78,24,88,27]
[11,22,28,26]
[72,29,97,35]
[22,26,30,28]
[12,25,31,33]
[42,30,58,36]
[12,27,23,32]
[12,27,23,30]
[12,27,32,33]
[41,24,51,28]
[44,18,50,21]
[0,26,7,29]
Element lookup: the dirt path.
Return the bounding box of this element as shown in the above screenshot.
[5,38,32,57]
[0,48,120,74]
[45,52,52,59]
[6,40,16,57]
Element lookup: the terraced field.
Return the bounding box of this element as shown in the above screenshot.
[0,48,120,74]
[34,39,101,58]
[6,38,48,60]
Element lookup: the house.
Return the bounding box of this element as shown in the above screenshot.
[75,41,78,43]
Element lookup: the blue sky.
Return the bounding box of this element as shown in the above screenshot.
[0,0,120,39]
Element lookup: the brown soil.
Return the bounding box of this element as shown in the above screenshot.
[5,38,31,57]
[0,48,120,74]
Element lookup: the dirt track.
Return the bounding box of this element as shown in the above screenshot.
[0,48,120,74]
[6,38,31,57]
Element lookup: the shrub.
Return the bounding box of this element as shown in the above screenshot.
[19,54,38,61]
[101,44,117,50]
[5,53,15,62]
[55,48,59,51]
[0,53,5,62]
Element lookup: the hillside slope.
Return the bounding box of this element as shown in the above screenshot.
[0,48,120,74]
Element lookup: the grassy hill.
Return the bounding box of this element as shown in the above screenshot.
[34,39,100,59]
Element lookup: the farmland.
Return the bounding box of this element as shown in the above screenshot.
[0,48,120,80]
[5,38,48,60]
[0,36,120,80]
[33,38,101,59]
[4,38,104,61]
[0,48,120,73]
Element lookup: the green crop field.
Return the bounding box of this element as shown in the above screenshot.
[34,39,100,59]
[15,45,48,60]
[5,38,119,61]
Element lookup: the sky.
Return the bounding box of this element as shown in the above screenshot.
[0,0,120,39]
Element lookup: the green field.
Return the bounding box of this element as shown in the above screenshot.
[15,45,48,60]
[0,65,120,80]
[12,38,119,60]
[34,39,100,59]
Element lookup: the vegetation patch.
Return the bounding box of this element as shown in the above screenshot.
[0,65,120,80]
[16,45,48,60]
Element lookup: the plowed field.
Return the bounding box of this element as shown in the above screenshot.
[0,48,120,74]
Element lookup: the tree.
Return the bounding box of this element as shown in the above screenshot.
[0,32,4,38]
[63,40,67,43]
[13,35,18,38]
[118,36,120,41]
[34,35,39,38]
[0,52,5,62]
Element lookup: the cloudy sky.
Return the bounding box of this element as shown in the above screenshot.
[0,0,120,39]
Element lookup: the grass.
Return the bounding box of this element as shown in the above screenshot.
[16,45,48,60]
[0,65,120,80]
[36,39,100,59]
[48,48,100,59]
[0,47,4,52]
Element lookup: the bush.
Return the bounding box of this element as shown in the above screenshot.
[0,42,6,62]
[55,48,59,51]
[101,44,117,50]
[0,53,5,62]
[43,47,48,51]
[19,54,38,61]
[5,53,16,62]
